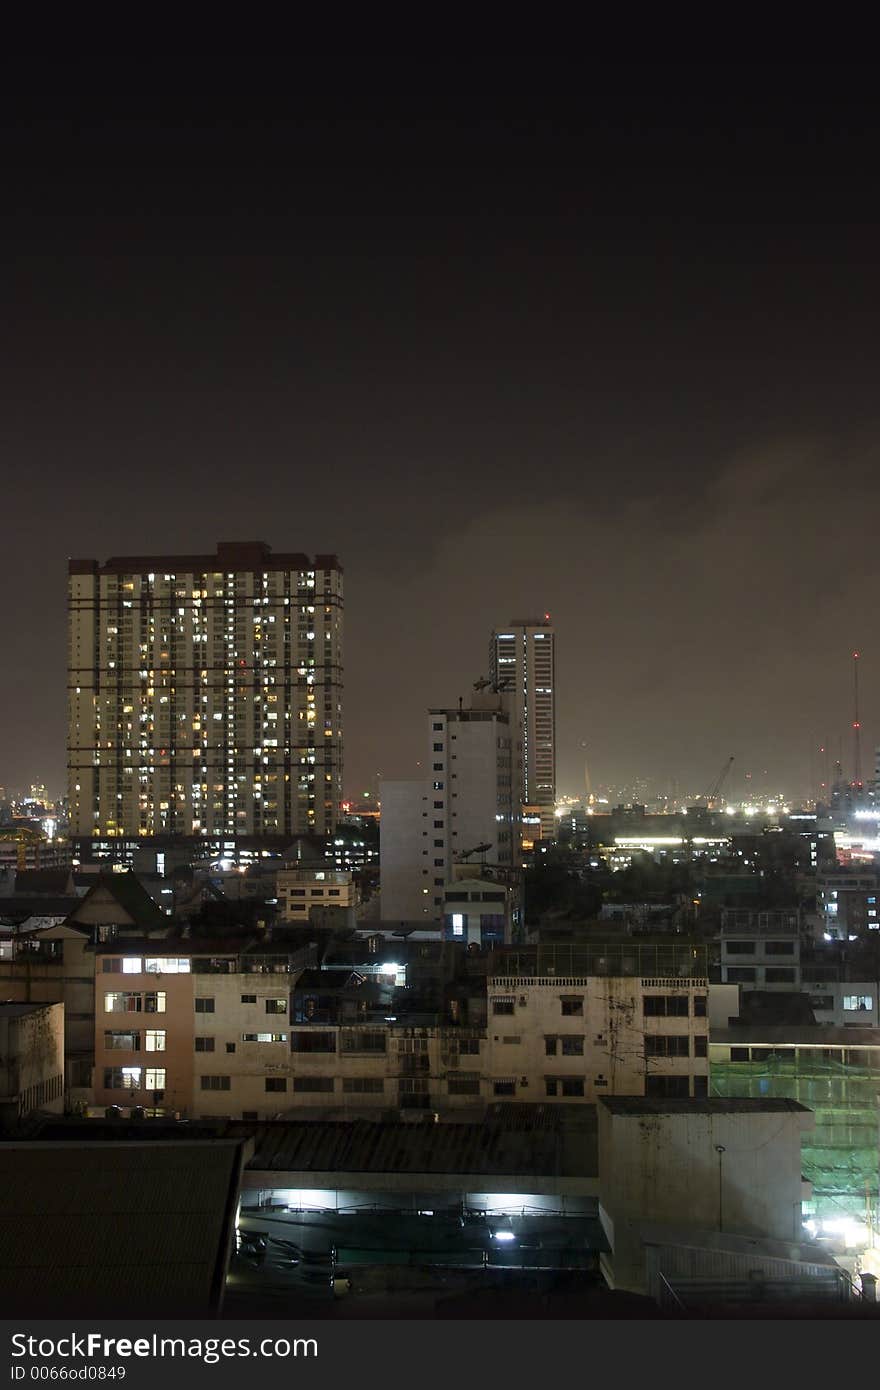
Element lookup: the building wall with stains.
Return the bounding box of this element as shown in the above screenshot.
[597,1098,813,1291]
[0,1002,65,1124]
[485,975,709,1102]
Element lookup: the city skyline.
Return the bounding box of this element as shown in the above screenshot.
[2,64,880,806]
[4,576,876,812]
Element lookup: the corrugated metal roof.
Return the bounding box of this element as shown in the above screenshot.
[226,1117,596,1179]
[0,1140,247,1313]
[601,1097,810,1116]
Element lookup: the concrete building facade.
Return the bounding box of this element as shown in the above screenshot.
[0,1002,65,1126]
[489,618,555,842]
[68,541,343,844]
[0,924,94,1097]
[378,780,431,921]
[486,970,709,1104]
[597,1097,814,1293]
[815,868,879,940]
[277,867,359,923]
[92,942,305,1119]
[719,909,802,990]
[380,691,519,922]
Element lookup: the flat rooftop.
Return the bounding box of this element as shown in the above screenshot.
[601,1098,811,1116]
[0,1002,53,1019]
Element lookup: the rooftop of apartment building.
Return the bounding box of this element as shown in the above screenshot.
[69,542,342,575]
[719,910,801,936]
[488,939,708,979]
[90,935,298,967]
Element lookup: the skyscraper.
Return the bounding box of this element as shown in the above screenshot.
[68,542,342,843]
[490,617,556,842]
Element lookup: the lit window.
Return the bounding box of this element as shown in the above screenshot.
[144,958,191,974]
[144,1030,166,1052]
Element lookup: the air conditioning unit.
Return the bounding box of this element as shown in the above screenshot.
[519,996,527,1007]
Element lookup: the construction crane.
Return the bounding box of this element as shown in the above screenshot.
[700,756,735,809]
[580,742,595,809]
[852,650,863,792]
[0,825,46,872]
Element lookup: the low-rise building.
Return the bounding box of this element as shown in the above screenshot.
[0,1001,65,1128]
[277,867,359,923]
[92,939,306,1118]
[486,942,709,1104]
[597,1097,815,1294]
[719,908,802,990]
[815,868,879,940]
[442,876,519,946]
[710,1024,880,1237]
[805,981,878,1028]
[0,923,94,1098]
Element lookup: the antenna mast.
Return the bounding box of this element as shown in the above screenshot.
[853,651,863,793]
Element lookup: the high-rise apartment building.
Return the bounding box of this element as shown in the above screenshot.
[68,542,342,842]
[380,687,519,920]
[490,617,556,842]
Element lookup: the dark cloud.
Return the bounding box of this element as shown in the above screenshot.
[2,67,880,806]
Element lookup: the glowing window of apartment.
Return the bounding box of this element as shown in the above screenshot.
[144,957,191,974]
[144,1030,166,1052]
[121,958,143,974]
[145,1069,166,1090]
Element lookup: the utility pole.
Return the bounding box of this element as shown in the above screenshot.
[715,1144,726,1231]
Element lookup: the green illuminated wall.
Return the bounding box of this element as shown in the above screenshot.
[711,1054,880,1221]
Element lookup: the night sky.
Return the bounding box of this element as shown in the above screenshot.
[2,63,879,806]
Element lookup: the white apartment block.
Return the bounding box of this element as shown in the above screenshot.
[380,691,518,921]
[277,973,708,1112]
[285,1022,486,1113]
[485,974,709,1103]
[379,780,433,920]
[68,541,343,842]
[428,691,518,882]
[490,619,555,842]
